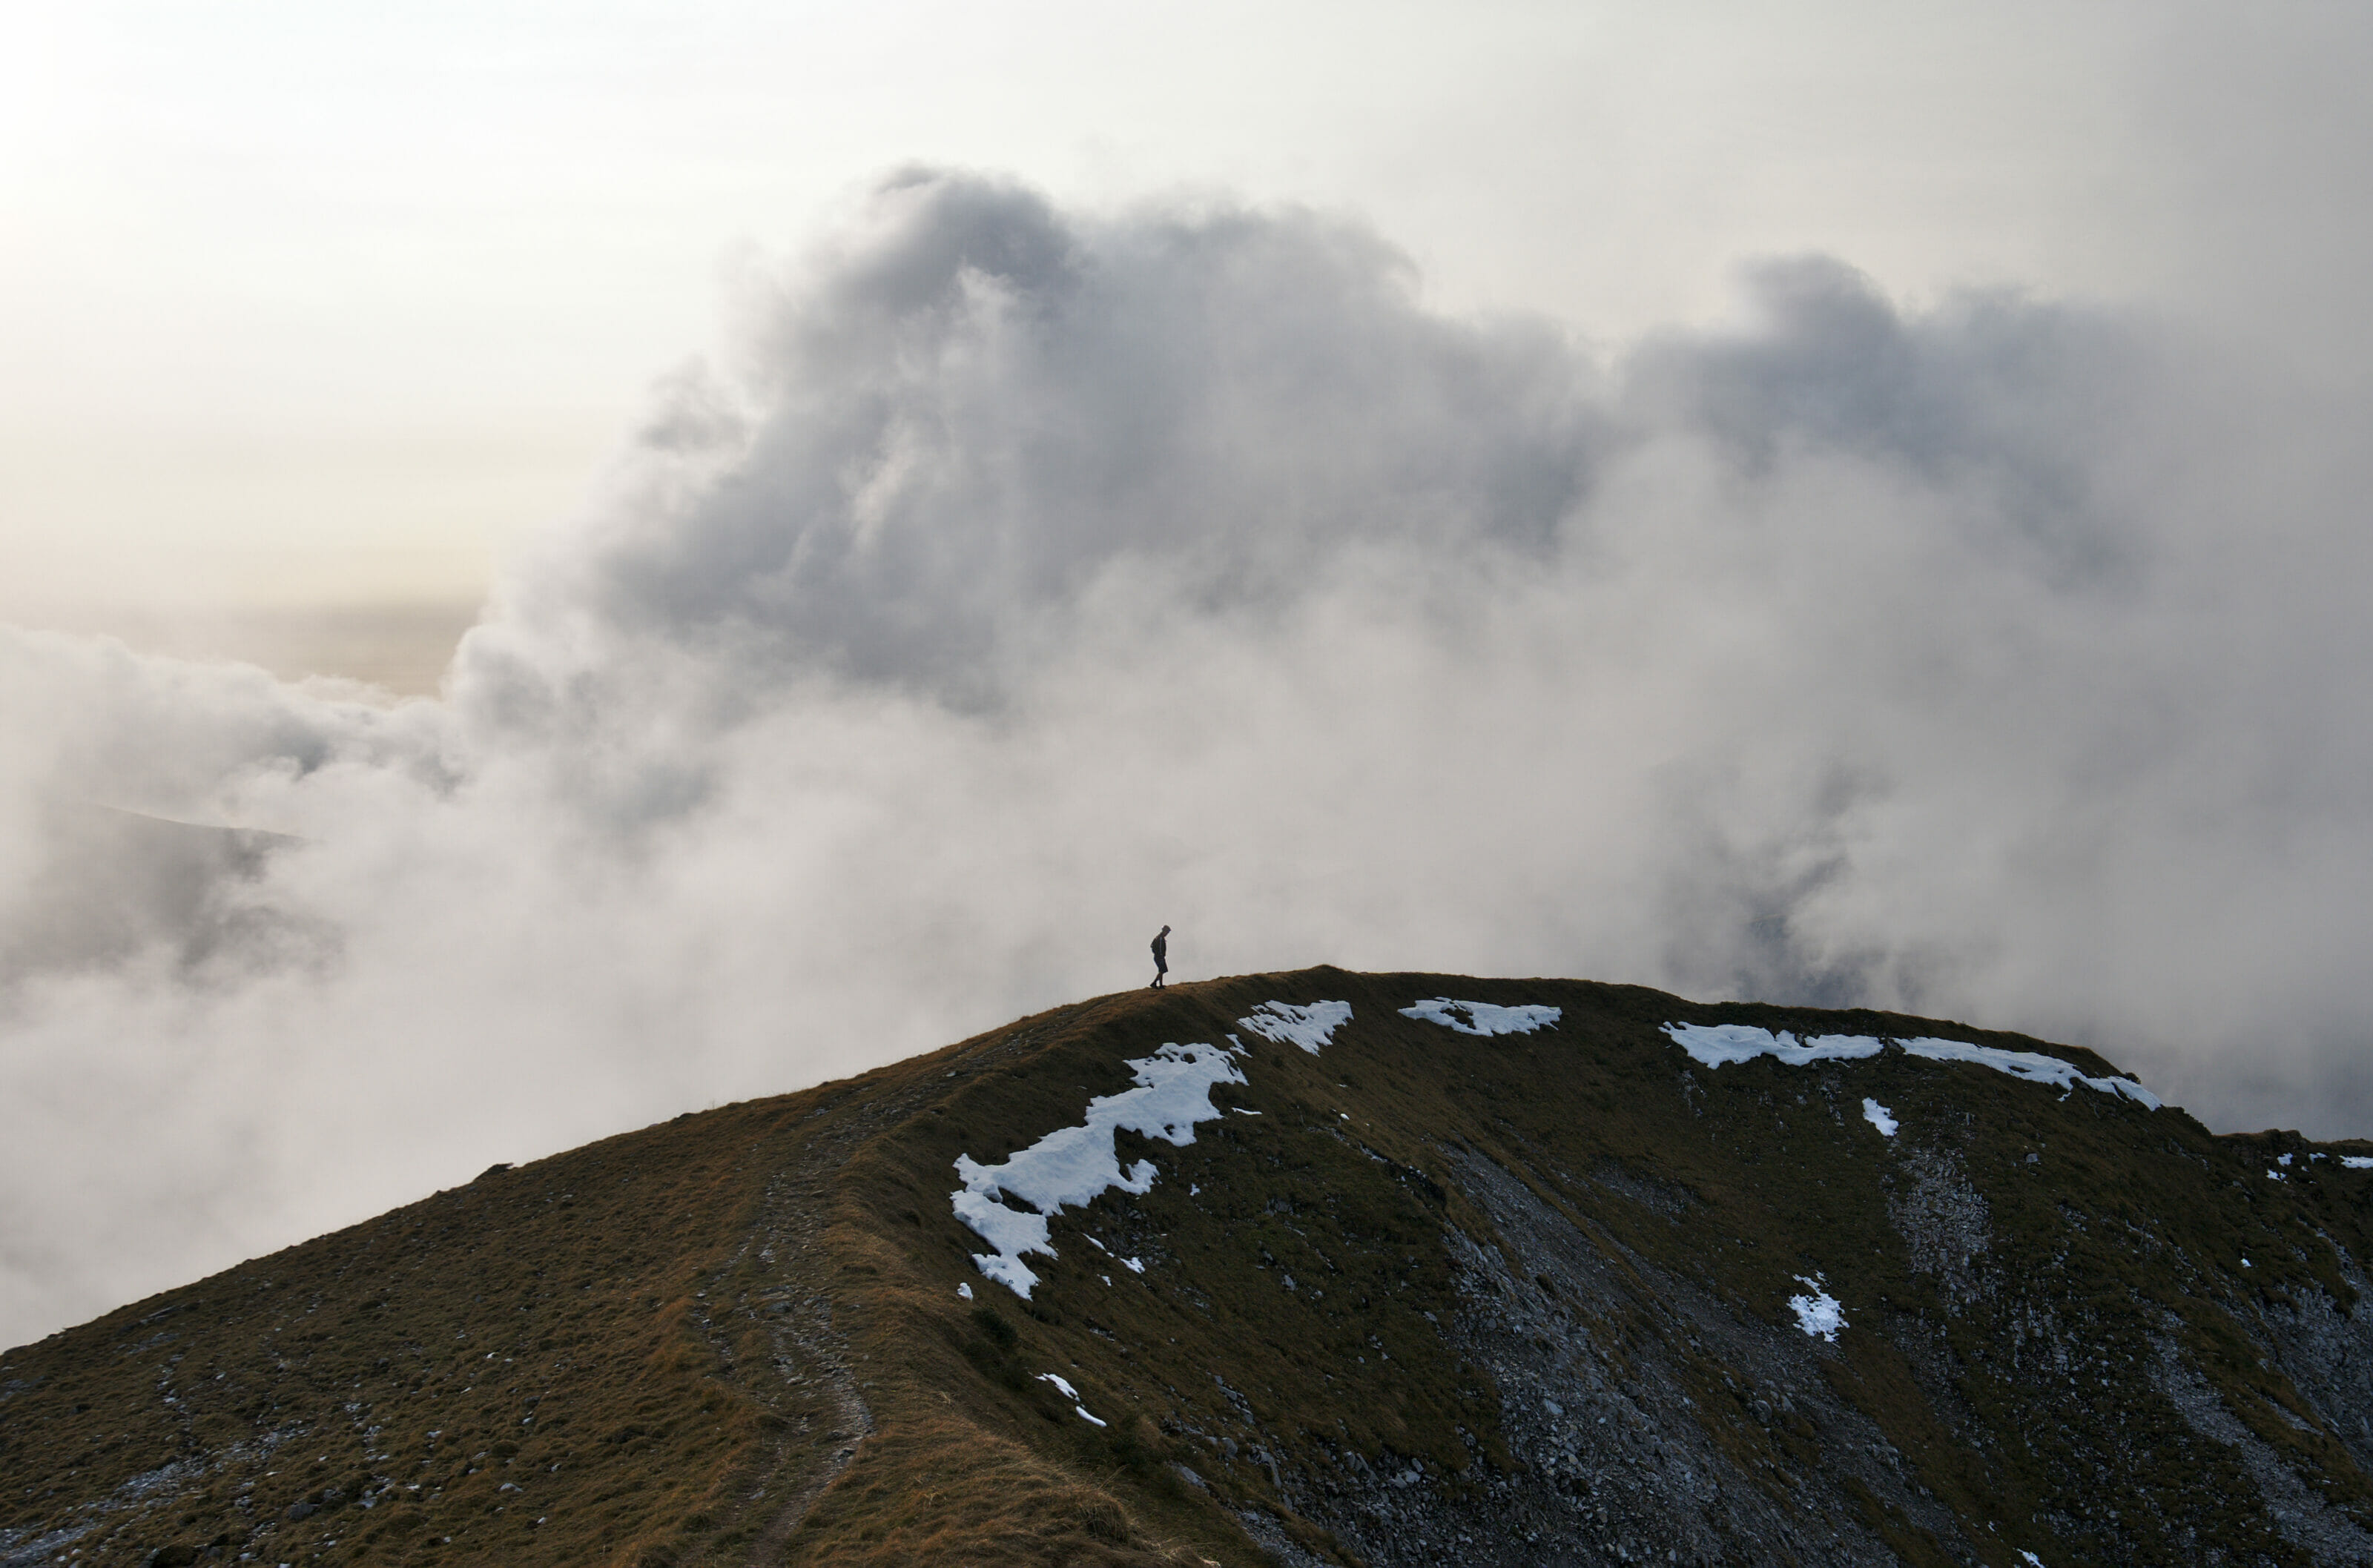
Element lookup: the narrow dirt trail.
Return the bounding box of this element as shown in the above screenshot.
[678,1002,1098,1566]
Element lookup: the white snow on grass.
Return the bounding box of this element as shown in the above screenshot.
[2343,1157,2373,1171]
[1122,1256,1144,1274]
[1661,1022,2163,1109]
[1787,1277,1846,1342]
[952,1040,1246,1297]
[1663,1023,1882,1068]
[1036,1373,1107,1426]
[957,1282,972,1300]
[1400,999,1563,1036]
[1237,1000,1354,1053]
[1896,1037,2162,1108]
[1862,1099,1898,1137]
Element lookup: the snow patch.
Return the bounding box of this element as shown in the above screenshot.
[952,1194,1054,1298]
[1401,998,1562,1036]
[2343,1157,2373,1171]
[1237,1000,1354,1053]
[1663,1022,1883,1067]
[957,1282,972,1300]
[1862,1099,1898,1137]
[951,1040,1245,1297]
[1787,1277,1846,1342]
[1896,1037,2162,1108]
[1037,1373,1106,1426]
[1122,1256,1144,1274]
[1660,1022,2162,1109]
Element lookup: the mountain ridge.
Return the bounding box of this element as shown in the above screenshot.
[8,969,2373,1567]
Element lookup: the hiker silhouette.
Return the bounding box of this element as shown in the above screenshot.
[1149,925,1169,988]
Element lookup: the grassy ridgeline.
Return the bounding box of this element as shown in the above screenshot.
[6,970,2372,1566]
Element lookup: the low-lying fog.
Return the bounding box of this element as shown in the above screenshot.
[7,171,2371,1349]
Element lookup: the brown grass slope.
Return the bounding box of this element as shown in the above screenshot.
[7,969,2373,1567]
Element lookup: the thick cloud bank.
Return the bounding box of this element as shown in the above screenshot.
[7,170,2372,1349]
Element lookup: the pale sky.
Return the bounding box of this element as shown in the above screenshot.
[7,0,2360,625]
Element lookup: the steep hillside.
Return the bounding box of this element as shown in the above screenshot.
[9,970,2373,1567]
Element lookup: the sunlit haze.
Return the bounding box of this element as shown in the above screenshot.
[13,1,2367,631]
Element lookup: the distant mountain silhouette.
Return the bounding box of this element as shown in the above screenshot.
[1,804,306,985]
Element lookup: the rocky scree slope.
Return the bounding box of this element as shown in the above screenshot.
[7,970,2373,1568]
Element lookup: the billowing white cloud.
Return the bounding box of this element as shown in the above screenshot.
[7,169,2372,1349]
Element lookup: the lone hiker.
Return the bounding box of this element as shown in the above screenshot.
[1149,925,1170,988]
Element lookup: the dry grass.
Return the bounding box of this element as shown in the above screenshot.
[10,967,2373,1566]
[0,1093,841,1566]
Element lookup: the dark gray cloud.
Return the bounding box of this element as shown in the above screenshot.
[7,168,2372,1350]
[507,172,1597,711]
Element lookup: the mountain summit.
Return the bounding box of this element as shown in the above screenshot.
[7,970,2373,1567]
